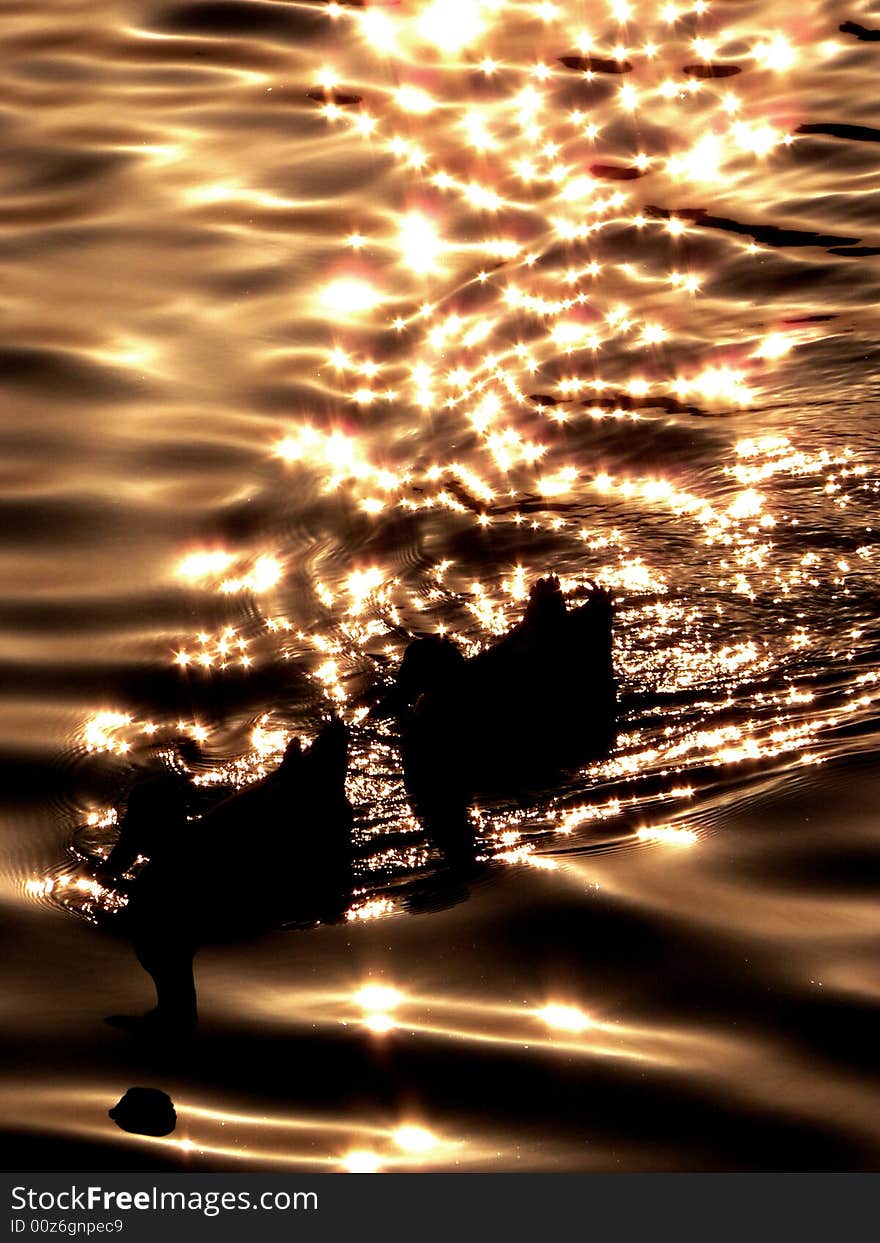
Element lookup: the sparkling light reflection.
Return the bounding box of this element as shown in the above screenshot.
[40,0,880,1029]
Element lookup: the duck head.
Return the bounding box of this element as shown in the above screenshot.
[387,634,467,712]
[102,770,188,875]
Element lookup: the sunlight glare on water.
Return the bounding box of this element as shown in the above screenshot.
[2,0,880,1172]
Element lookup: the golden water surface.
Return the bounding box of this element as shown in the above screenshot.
[1,0,880,1170]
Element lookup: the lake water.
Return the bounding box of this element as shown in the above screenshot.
[1,0,879,1171]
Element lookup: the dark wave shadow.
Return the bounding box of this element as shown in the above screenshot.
[150,0,326,41]
[645,205,860,251]
[558,55,633,74]
[840,19,880,42]
[797,122,880,144]
[0,346,148,402]
[682,63,742,79]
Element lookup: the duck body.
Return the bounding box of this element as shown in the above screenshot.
[185,719,353,933]
[390,578,616,858]
[103,720,352,1029]
[125,719,352,934]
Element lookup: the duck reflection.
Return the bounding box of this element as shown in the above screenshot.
[98,720,353,1036]
[379,576,617,870]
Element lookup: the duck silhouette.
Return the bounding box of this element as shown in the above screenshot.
[100,719,352,1034]
[380,577,616,867]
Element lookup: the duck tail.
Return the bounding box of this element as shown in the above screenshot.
[524,575,567,626]
[572,584,615,692]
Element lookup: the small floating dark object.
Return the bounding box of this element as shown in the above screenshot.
[529,393,560,406]
[590,163,646,180]
[109,1087,177,1138]
[558,54,633,74]
[682,63,742,79]
[306,88,362,107]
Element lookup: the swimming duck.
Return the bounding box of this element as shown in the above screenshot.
[383,577,616,864]
[100,719,352,1032]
